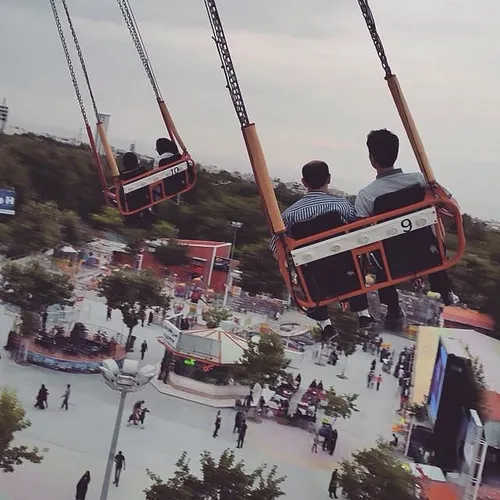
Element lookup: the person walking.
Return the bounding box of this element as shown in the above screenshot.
[311,433,320,453]
[106,306,112,321]
[148,310,154,325]
[140,340,148,361]
[237,419,247,448]
[75,471,91,500]
[213,411,222,438]
[376,373,382,391]
[329,428,338,456]
[233,410,243,433]
[61,384,71,410]
[328,469,339,499]
[113,451,126,486]
[35,384,48,409]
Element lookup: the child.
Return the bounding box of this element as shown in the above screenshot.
[311,433,320,453]
[376,373,382,391]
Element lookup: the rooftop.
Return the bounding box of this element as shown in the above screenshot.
[442,306,495,331]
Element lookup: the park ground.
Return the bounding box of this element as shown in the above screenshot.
[0,293,412,499]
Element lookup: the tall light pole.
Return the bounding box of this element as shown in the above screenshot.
[223,221,243,307]
[99,359,157,500]
[0,98,8,133]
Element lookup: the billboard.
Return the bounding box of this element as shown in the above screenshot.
[0,188,16,215]
[428,341,448,423]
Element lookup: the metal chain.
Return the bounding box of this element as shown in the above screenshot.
[204,0,250,127]
[49,0,89,124]
[357,0,393,78]
[116,0,162,100]
[60,0,100,120]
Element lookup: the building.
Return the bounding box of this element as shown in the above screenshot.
[112,239,232,293]
[82,238,127,268]
[441,306,495,335]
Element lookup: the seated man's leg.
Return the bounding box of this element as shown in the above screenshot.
[427,271,459,305]
[306,306,335,341]
[377,285,405,324]
[348,294,376,329]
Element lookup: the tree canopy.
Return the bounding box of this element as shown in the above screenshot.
[0,260,74,314]
[239,332,290,385]
[145,449,286,500]
[339,440,419,500]
[0,389,44,473]
[321,387,359,420]
[154,241,190,268]
[202,305,232,329]
[97,269,169,344]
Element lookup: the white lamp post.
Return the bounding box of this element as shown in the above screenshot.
[99,359,157,500]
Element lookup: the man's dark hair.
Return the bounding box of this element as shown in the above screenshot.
[156,137,179,155]
[302,160,330,189]
[366,129,399,168]
[121,152,139,172]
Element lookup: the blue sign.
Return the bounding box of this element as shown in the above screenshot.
[0,189,16,215]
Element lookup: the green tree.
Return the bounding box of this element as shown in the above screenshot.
[339,440,418,500]
[154,241,190,268]
[239,332,290,385]
[60,210,91,246]
[321,387,359,420]
[202,305,231,329]
[145,449,286,500]
[0,389,44,472]
[7,201,62,256]
[97,269,169,347]
[238,243,284,298]
[0,261,74,336]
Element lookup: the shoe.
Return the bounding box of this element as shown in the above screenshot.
[321,324,337,341]
[384,308,405,326]
[358,315,376,330]
[442,291,460,306]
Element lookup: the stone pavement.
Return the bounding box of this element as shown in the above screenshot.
[0,297,413,500]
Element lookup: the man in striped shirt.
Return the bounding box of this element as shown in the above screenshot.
[270,160,376,339]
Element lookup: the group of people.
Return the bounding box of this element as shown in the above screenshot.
[212,410,248,449]
[270,129,460,341]
[34,383,71,410]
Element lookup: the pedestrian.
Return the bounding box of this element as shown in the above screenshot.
[233,410,243,433]
[75,470,91,500]
[139,309,146,327]
[148,310,154,325]
[329,428,338,456]
[213,410,221,438]
[140,340,148,361]
[113,451,126,486]
[35,384,48,409]
[106,306,112,321]
[311,433,320,453]
[328,469,339,499]
[139,407,150,428]
[237,419,247,448]
[376,373,382,391]
[371,359,376,371]
[61,383,71,410]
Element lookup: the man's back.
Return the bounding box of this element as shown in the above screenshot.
[355,169,425,218]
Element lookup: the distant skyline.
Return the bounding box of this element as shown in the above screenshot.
[1,0,498,219]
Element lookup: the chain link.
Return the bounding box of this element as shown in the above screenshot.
[204,0,250,127]
[116,0,162,100]
[49,0,89,124]
[357,0,393,78]
[60,0,100,120]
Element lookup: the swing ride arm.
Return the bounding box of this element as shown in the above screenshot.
[204,0,285,235]
[358,0,436,185]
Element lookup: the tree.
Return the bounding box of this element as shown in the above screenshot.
[145,449,286,500]
[154,241,190,268]
[238,243,284,298]
[321,387,359,420]
[7,201,62,256]
[97,269,169,347]
[60,210,91,246]
[0,389,44,472]
[0,261,74,335]
[202,305,231,328]
[339,440,419,500]
[239,332,290,385]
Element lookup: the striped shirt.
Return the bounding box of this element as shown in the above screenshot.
[269,191,356,254]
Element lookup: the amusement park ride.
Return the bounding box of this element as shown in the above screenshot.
[49,0,465,311]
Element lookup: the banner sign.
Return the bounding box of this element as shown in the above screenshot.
[0,188,16,215]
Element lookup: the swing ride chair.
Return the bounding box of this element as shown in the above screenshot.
[49,0,196,217]
[205,0,466,310]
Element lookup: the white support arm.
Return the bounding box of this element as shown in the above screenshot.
[123,162,189,194]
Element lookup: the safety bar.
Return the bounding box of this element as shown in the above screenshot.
[122,162,189,194]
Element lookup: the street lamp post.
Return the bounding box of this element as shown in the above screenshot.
[99,359,157,500]
[223,221,243,307]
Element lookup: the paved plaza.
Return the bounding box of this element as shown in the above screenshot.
[0,294,412,499]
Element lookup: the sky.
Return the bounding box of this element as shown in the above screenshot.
[0,0,498,219]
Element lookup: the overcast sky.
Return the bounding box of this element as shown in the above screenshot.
[1,0,498,219]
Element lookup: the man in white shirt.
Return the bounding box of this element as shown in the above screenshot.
[355,129,459,326]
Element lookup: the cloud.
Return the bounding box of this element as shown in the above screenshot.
[0,0,499,219]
